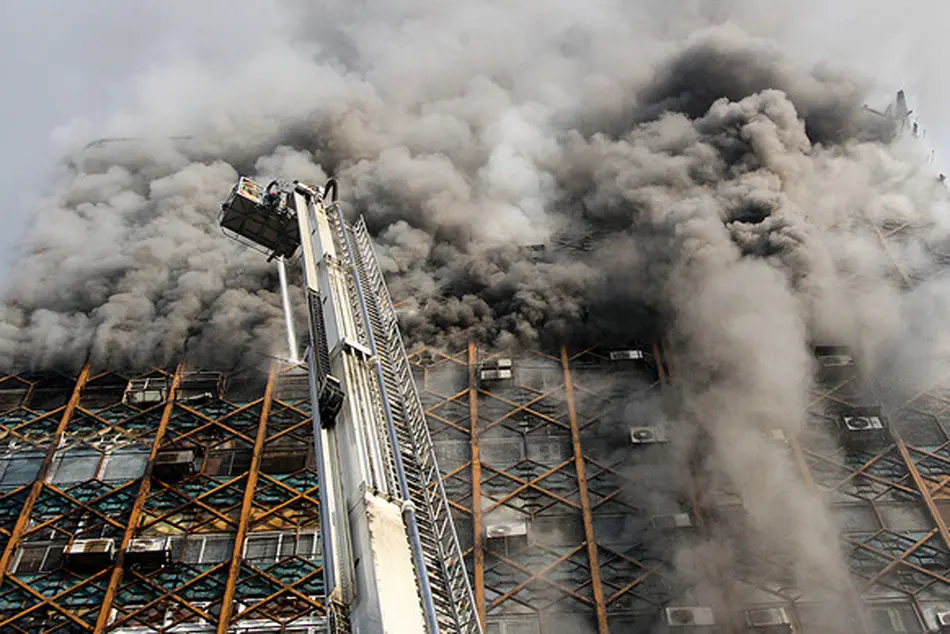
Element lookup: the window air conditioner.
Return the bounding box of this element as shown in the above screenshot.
[744,606,792,632]
[65,538,115,570]
[843,415,885,432]
[651,513,693,530]
[152,449,198,482]
[610,350,644,361]
[665,607,716,627]
[630,426,668,445]
[125,537,170,569]
[484,521,528,540]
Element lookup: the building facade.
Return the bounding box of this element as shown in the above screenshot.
[0,341,950,633]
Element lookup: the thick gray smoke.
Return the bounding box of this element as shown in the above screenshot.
[3,1,950,631]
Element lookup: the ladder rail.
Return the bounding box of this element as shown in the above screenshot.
[332,209,442,633]
[352,217,481,633]
[333,214,400,497]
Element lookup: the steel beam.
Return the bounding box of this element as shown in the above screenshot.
[468,343,487,628]
[92,363,184,632]
[560,347,609,634]
[896,439,950,550]
[0,364,91,583]
[216,364,278,634]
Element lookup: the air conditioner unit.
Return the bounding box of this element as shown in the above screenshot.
[818,354,854,368]
[124,537,170,569]
[837,406,891,448]
[651,513,693,530]
[123,378,168,406]
[610,350,644,361]
[936,610,950,630]
[479,358,513,382]
[485,521,529,540]
[630,426,668,445]
[480,368,513,382]
[665,606,716,627]
[152,449,198,482]
[843,415,885,431]
[65,538,115,570]
[744,607,792,632]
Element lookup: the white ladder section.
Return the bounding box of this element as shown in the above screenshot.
[337,214,481,634]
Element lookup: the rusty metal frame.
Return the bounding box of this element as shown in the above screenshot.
[0,364,91,583]
[215,363,277,633]
[91,363,185,631]
[561,347,610,634]
[468,343,487,627]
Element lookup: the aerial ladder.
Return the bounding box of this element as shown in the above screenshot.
[220,176,481,634]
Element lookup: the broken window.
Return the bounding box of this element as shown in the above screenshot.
[0,452,45,488]
[79,374,128,409]
[177,372,224,403]
[223,373,269,404]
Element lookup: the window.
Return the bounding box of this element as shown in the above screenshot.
[877,503,931,532]
[49,449,101,485]
[526,438,570,465]
[832,503,881,533]
[100,450,149,482]
[204,449,252,477]
[869,603,923,633]
[0,452,45,488]
[593,515,633,545]
[11,543,65,574]
[432,439,470,472]
[244,531,321,564]
[0,383,27,411]
[180,534,235,565]
[260,449,309,475]
[276,371,310,402]
[480,437,523,467]
[46,447,151,485]
[485,616,540,634]
[531,516,585,546]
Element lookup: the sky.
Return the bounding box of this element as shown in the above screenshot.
[0,0,947,282]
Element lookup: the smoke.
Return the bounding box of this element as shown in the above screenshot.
[4,0,950,630]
